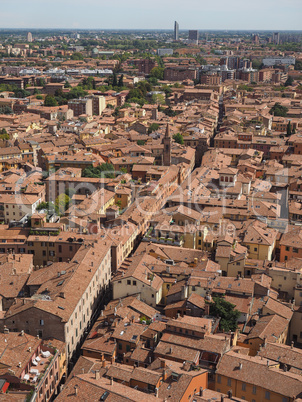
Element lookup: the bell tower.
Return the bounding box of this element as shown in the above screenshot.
[162,124,171,166]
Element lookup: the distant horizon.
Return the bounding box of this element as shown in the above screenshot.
[0,28,302,33]
[1,0,301,31]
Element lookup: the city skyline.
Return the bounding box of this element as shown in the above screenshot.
[1,0,302,31]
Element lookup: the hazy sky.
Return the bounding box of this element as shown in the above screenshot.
[0,0,301,30]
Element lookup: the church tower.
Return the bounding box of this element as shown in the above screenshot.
[162,124,171,166]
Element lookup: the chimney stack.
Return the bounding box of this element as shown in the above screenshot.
[74,386,78,396]
[95,370,100,380]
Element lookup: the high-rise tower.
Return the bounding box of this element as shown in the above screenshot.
[174,21,179,41]
[27,32,33,42]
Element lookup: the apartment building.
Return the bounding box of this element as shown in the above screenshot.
[68,98,93,117]
[0,240,112,362]
[164,67,197,82]
[0,331,66,402]
[215,351,302,401]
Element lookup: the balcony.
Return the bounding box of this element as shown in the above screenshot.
[142,233,184,247]
[22,347,55,386]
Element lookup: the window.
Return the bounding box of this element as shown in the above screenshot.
[285,246,290,251]
[40,320,44,326]
[227,378,232,386]
[118,343,122,350]
[252,385,256,395]
[217,375,221,384]
[265,391,270,400]
[133,280,137,286]
[254,247,257,252]
[282,398,288,402]
[242,383,246,391]
[127,280,131,285]
[293,248,298,253]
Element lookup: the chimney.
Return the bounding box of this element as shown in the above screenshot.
[239,363,242,370]
[95,370,100,380]
[205,304,210,316]
[3,326,9,334]
[110,377,113,386]
[221,397,224,402]
[155,387,159,398]
[21,330,24,336]
[199,387,203,396]
[74,385,78,396]
[227,390,232,398]
[161,360,166,369]
[291,341,294,349]
[163,369,168,381]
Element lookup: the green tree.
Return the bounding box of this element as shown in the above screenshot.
[64,80,71,88]
[284,76,294,87]
[0,106,13,114]
[0,128,9,140]
[13,88,30,98]
[55,194,70,215]
[112,72,118,87]
[36,78,46,87]
[164,106,176,117]
[295,60,302,71]
[287,121,292,136]
[118,74,124,87]
[82,163,115,179]
[71,52,84,60]
[209,296,240,332]
[44,95,58,107]
[150,67,164,80]
[148,77,158,86]
[252,60,263,70]
[137,140,146,146]
[148,123,159,134]
[269,103,288,117]
[173,133,184,145]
